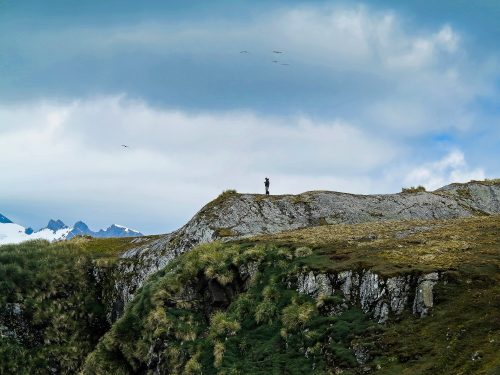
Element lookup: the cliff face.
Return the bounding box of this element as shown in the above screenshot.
[1,181,499,374]
[83,215,500,375]
[112,181,500,317]
[296,270,439,323]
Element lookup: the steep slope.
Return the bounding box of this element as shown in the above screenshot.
[1,180,499,374]
[0,236,158,374]
[82,215,500,375]
[115,180,500,311]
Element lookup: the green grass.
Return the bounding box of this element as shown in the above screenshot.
[0,236,152,375]
[81,241,380,374]
[1,216,499,374]
[82,216,500,374]
[401,186,426,193]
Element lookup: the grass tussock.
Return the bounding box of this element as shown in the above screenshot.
[2,215,499,374]
[0,236,156,374]
[401,185,426,193]
[83,215,500,374]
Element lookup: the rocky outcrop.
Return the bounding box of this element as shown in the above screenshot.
[296,270,439,323]
[111,181,500,319]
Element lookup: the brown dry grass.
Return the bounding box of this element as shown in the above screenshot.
[252,215,500,276]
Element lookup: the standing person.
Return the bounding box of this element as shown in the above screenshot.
[264,177,270,195]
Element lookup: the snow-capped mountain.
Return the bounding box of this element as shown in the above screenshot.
[65,221,143,239]
[0,213,143,245]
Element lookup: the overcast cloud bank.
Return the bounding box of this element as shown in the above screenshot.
[0,3,498,233]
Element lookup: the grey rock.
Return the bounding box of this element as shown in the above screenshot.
[297,272,332,297]
[110,181,498,320]
[413,272,439,317]
[337,271,359,301]
[352,344,370,365]
[295,269,439,323]
[386,276,411,315]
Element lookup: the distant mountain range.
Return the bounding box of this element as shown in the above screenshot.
[0,214,143,245]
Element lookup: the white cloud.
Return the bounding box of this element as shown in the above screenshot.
[404,150,485,191]
[1,3,498,232]
[9,4,496,138]
[0,96,399,233]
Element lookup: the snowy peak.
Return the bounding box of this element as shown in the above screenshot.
[67,222,143,239]
[45,219,68,232]
[99,224,142,238]
[0,216,143,245]
[74,221,90,231]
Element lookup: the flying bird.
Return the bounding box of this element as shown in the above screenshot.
[121,145,129,148]
[240,50,249,53]
[273,50,283,54]
[272,60,279,63]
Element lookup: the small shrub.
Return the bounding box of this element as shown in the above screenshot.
[255,300,278,324]
[281,299,316,330]
[218,190,237,199]
[401,185,426,193]
[231,294,253,320]
[214,228,237,237]
[183,354,202,374]
[294,246,313,258]
[213,341,225,368]
[209,312,241,339]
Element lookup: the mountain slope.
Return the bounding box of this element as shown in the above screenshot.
[114,180,500,312]
[1,180,499,374]
[82,215,500,375]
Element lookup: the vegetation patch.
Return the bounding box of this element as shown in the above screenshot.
[81,241,379,374]
[0,236,154,375]
[1,215,499,374]
[471,178,500,186]
[214,227,237,237]
[83,215,500,374]
[401,186,426,194]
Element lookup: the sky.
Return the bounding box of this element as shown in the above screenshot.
[0,0,499,234]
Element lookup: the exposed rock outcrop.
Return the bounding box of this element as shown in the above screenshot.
[295,270,439,323]
[110,181,500,320]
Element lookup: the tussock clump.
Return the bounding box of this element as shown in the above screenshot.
[294,246,313,258]
[401,185,426,193]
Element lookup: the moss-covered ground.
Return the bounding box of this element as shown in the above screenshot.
[1,216,499,374]
[83,216,499,374]
[0,236,156,375]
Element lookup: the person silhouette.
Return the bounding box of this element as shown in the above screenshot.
[264,177,270,195]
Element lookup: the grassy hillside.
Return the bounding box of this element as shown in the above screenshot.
[0,236,155,375]
[1,217,498,374]
[82,216,500,375]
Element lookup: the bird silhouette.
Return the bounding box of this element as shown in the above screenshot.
[121,145,129,148]
[272,60,279,63]
[240,50,249,54]
[273,50,283,54]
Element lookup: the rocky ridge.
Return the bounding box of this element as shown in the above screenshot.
[113,180,500,317]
